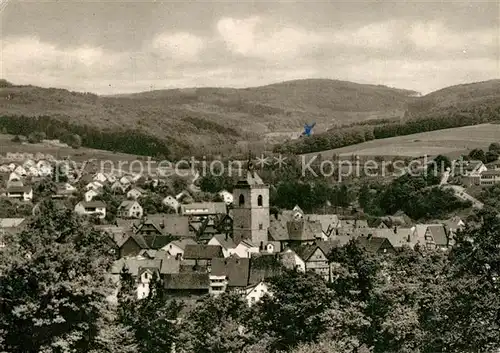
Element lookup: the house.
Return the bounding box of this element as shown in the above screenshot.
[117,201,143,219]
[105,173,117,184]
[6,186,33,201]
[209,257,250,295]
[208,234,237,258]
[180,202,227,217]
[110,181,127,193]
[137,267,160,299]
[230,239,260,258]
[53,183,77,199]
[162,195,180,212]
[85,181,103,191]
[305,214,340,237]
[245,281,270,306]
[373,227,415,249]
[164,272,210,297]
[352,236,395,254]
[135,214,191,238]
[294,241,336,281]
[115,234,148,257]
[8,171,21,182]
[127,187,146,200]
[486,160,500,171]
[424,225,452,250]
[74,201,106,219]
[182,244,224,269]
[13,165,27,176]
[480,170,500,185]
[411,223,446,249]
[84,189,100,202]
[120,175,133,186]
[162,238,197,258]
[442,216,465,236]
[278,248,306,272]
[218,190,234,205]
[93,172,108,184]
[6,178,23,189]
[454,159,487,176]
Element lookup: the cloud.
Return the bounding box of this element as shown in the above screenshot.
[1,17,497,95]
[216,16,323,60]
[150,32,205,61]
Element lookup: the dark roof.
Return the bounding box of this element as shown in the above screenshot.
[293,241,337,261]
[183,244,223,259]
[355,237,393,253]
[180,202,227,215]
[164,272,210,290]
[211,258,250,287]
[6,186,31,193]
[427,225,449,246]
[235,169,265,187]
[80,201,106,208]
[286,220,323,241]
[118,200,140,210]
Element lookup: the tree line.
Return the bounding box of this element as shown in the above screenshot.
[274,104,500,155]
[0,115,180,159]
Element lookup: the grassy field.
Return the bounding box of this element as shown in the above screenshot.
[301,123,500,160]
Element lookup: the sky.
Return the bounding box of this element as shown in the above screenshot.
[1,0,499,95]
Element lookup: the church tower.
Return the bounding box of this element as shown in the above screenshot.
[232,158,270,247]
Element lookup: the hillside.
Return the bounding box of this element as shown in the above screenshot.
[406,79,500,114]
[0,79,416,156]
[0,78,498,158]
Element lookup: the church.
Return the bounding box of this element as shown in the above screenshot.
[231,160,270,248]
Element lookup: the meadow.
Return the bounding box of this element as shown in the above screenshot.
[301,123,500,160]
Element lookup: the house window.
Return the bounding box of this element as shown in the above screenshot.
[251,297,256,302]
[257,195,263,206]
[239,194,245,206]
[259,223,263,230]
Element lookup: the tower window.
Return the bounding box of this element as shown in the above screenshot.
[259,223,263,230]
[239,194,245,206]
[257,195,263,206]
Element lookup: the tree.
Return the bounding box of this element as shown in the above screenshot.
[488,142,500,152]
[179,292,251,353]
[468,148,486,163]
[68,134,82,149]
[249,270,337,352]
[0,200,117,352]
[431,155,451,173]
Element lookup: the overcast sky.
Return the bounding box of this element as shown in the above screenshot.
[1,0,498,95]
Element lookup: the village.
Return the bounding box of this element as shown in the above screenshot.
[0,151,488,308]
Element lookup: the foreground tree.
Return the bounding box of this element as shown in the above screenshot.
[0,200,117,353]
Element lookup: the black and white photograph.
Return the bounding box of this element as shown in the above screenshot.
[0,0,499,352]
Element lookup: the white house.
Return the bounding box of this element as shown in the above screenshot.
[84,189,100,202]
[229,240,259,258]
[7,163,16,172]
[85,181,103,191]
[110,181,127,193]
[278,248,306,273]
[0,164,10,173]
[74,201,106,219]
[245,281,270,307]
[162,196,180,212]
[13,166,27,177]
[6,186,33,202]
[105,173,117,183]
[8,172,21,182]
[127,187,146,200]
[120,175,132,186]
[136,268,158,300]
[26,166,39,177]
[93,172,108,184]
[117,200,143,219]
[218,190,234,205]
[161,238,197,258]
[208,234,237,258]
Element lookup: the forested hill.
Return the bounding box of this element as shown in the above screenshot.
[0,78,498,159]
